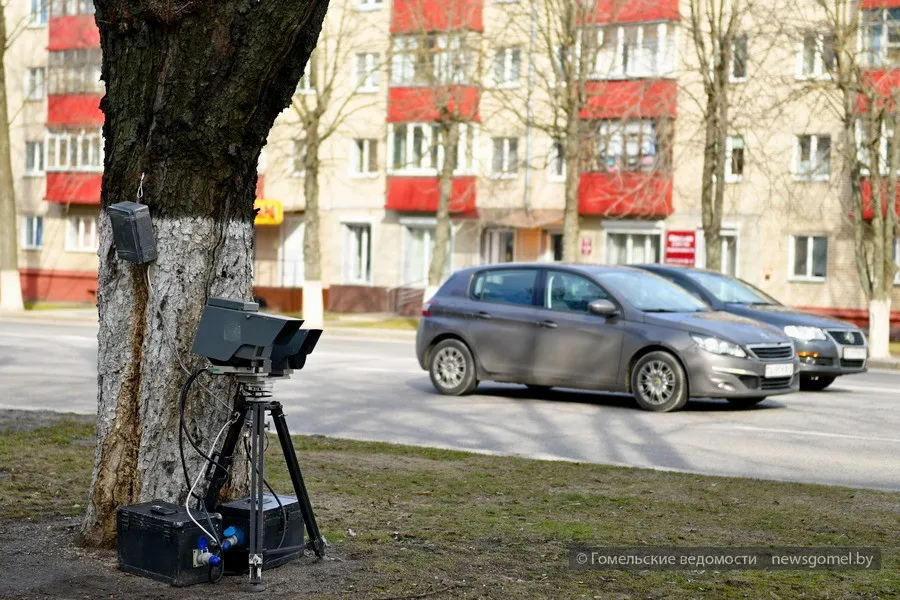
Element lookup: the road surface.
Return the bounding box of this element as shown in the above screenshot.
[1,319,898,491]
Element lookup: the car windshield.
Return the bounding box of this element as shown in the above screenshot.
[683,270,780,305]
[591,269,710,313]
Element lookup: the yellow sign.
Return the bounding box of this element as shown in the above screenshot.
[254,199,283,226]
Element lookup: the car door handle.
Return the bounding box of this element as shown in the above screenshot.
[475,311,493,320]
[538,320,558,329]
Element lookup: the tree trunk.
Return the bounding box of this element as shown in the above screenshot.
[701,85,726,273]
[0,3,23,312]
[427,121,458,299]
[561,108,581,263]
[302,121,324,328]
[81,0,329,548]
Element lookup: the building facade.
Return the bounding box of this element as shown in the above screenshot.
[9,0,900,327]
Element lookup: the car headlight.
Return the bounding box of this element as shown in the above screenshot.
[691,334,748,358]
[783,325,826,341]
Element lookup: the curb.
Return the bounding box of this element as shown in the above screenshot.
[868,358,900,371]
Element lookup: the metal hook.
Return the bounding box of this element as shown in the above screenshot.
[137,172,145,201]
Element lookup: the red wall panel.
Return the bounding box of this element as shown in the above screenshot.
[581,80,677,119]
[860,0,900,8]
[45,172,102,205]
[388,86,479,122]
[578,171,673,216]
[19,268,97,303]
[48,15,100,50]
[586,0,680,24]
[48,94,103,126]
[385,175,476,212]
[858,178,900,219]
[391,0,483,33]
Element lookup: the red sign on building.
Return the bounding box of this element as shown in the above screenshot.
[664,231,696,266]
[580,237,593,256]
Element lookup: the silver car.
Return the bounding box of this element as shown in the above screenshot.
[415,264,800,412]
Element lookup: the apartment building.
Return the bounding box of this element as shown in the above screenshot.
[9,0,900,326]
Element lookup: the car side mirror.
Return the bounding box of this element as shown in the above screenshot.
[588,299,619,317]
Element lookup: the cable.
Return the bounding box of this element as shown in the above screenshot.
[185,417,231,547]
[179,368,230,482]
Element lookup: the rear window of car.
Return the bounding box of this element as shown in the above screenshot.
[471,269,538,306]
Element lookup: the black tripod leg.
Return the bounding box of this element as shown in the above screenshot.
[269,403,326,557]
[203,400,249,513]
[247,402,267,586]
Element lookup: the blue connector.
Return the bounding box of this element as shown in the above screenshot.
[221,526,244,551]
[196,536,222,567]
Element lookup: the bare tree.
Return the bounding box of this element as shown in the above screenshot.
[284,5,383,327]
[81,0,328,547]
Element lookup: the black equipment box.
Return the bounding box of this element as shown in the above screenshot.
[116,500,222,587]
[219,493,304,573]
[108,200,157,264]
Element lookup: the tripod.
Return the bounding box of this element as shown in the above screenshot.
[202,370,326,587]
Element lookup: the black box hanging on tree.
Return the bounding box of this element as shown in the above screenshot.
[116,500,222,587]
[108,201,157,264]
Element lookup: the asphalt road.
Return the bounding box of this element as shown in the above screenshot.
[2,318,899,491]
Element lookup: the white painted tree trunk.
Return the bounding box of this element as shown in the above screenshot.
[302,280,324,329]
[868,297,892,359]
[0,270,23,311]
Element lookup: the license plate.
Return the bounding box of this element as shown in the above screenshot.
[843,347,867,360]
[764,363,794,378]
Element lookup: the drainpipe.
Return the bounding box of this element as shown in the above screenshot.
[522,0,537,222]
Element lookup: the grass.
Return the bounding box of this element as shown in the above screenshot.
[23,302,93,311]
[891,342,900,357]
[326,317,420,331]
[2,419,898,598]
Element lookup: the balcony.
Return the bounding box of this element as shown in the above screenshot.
[49,15,100,50]
[585,0,680,24]
[388,86,479,122]
[578,172,673,217]
[391,0,483,34]
[859,178,900,219]
[45,172,102,205]
[385,175,476,213]
[48,94,103,126]
[581,80,677,120]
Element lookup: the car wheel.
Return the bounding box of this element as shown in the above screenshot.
[631,351,688,412]
[726,397,767,408]
[525,384,553,392]
[428,339,478,396]
[800,375,836,392]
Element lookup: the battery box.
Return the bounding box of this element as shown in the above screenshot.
[219,493,305,573]
[116,500,222,587]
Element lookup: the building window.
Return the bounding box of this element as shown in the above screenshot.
[46,129,103,172]
[403,226,452,286]
[791,235,828,280]
[352,138,378,176]
[389,123,474,174]
[51,0,94,15]
[725,135,744,182]
[296,53,316,93]
[590,119,669,173]
[25,141,44,175]
[357,0,383,10]
[481,229,514,264]
[292,138,306,175]
[25,68,45,101]
[342,223,371,284]
[354,53,380,92]
[391,33,471,85]
[493,47,521,86]
[30,0,48,25]
[550,139,566,180]
[795,134,831,180]
[22,216,43,250]
[543,232,564,261]
[586,22,675,79]
[606,232,661,265]
[491,137,519,176]
[799,32,836,78]
[66,216,98,252]
[863,8,900,67]
[731,34,748,81]
[48,49,103,95]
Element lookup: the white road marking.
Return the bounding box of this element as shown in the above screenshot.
[727,425,900,444]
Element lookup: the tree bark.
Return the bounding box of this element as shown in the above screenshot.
[81,0,329,548]
[562,114,580,263]
[302,118,324,328]
[0,2,23,312]
[427,121,458,298]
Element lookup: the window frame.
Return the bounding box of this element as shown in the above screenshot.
[30,0,48,26]
[549,138,566,182]
[388,122,475,175]
[350,138,379,178]
[296,53,316,94]
[725,135,745,183]
[21,215,43,250]
[356,0,383,11]
[45,128,103,172]
[66,215,98,253]
[540,269,612,314]
[797,32,836,80]
[401,219,454,287]
[587,22,676,80]
[354,52,380,93]
[603,222,665,265]
[730,34,749,82]
[340,221,374,285]
[24,68,46,101]
[481,228,515,264]
[793,134,831,181]
[469,267,541,307]
[492,46,522,87]
[25,141,45,176]
[491,136,519,177]
[788,234,828,282]
[291,138,306,177]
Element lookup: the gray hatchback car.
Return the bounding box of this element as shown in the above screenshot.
[416,264,800,412]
